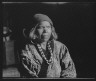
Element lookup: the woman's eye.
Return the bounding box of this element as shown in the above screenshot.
[38,26,51,29]
[39,26,43,29]
[47,26,51,28]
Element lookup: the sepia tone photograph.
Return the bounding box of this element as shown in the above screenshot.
[2,1,95,79]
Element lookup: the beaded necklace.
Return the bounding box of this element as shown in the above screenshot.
[37,42,53,64]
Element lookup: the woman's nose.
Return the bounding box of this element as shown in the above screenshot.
[43,27,47,32]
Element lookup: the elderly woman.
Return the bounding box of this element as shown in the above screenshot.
[20,13,77,78]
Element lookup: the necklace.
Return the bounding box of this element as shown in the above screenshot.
[37,42,53,64]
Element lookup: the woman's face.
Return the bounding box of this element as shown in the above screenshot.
[36,21,52,42]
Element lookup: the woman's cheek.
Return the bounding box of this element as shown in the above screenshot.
[37,29,43,35]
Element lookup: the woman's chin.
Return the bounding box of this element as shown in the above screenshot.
[42,38,49,42]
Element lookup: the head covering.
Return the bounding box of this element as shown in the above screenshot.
[33,13,53,26]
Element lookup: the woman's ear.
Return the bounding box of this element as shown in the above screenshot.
[23,28,27,38]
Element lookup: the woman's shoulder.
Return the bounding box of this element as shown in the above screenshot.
[23,40,36,51]
[53,40,66,47]
[21,42,36,56]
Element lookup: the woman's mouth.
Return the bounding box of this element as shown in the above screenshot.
[42,33,49,38]
[43,33,48,36]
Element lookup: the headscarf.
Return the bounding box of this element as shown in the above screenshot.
[33,13,53,26]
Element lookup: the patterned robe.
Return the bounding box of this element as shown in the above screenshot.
[20,39,77,78]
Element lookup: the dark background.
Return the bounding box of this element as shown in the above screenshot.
[3,2,95,78]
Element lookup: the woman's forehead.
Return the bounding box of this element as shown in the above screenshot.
[39,21,51,26]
